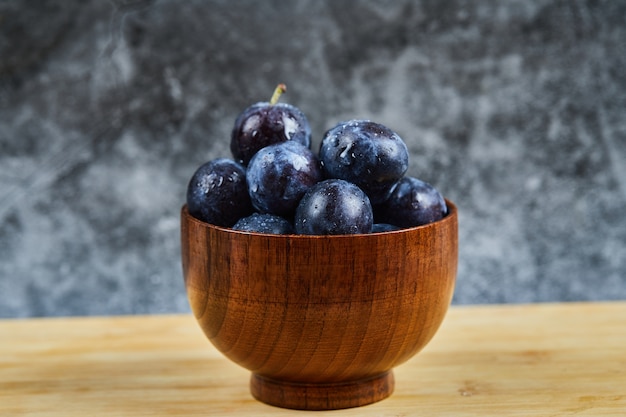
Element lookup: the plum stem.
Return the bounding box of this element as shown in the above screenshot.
[269,83,287,105]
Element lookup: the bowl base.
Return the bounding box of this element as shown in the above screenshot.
[250,371,394,410]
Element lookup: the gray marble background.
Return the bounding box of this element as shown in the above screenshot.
[1,0,625,318]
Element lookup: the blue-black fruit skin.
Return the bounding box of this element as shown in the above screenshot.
[295,179,374,235]
[246,141,322,218]
[186,158,253,227]
[232,213,294,235]
[230,102,312,166]
[375,176,447,228]
[372,223,402,233]
[319,120,409,205]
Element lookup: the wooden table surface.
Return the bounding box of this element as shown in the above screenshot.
[1,302,625,416]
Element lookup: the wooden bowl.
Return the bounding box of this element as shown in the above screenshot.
[181,200,458,410]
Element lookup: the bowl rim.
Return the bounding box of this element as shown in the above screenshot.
[182,198,456,240]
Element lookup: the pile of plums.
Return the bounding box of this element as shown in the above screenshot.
[186,85,447,235]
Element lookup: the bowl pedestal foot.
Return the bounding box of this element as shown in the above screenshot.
[250,370,394,410]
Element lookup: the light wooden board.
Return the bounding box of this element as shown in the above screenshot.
[1,302,625,416]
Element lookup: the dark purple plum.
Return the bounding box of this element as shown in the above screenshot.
[375,176,447,228]
[319,120,409,205]
[230,85,311,165]
[232,213,294,234]
[186,158,253,227]
[295,179,373,235]
[246,141,322,217]
[372,223,401,233]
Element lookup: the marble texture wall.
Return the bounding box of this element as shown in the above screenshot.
[1,0,625,317]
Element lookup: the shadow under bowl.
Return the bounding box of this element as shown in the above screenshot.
[181,200,458,410]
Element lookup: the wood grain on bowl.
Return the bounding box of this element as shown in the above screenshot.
[181,200,458,410]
